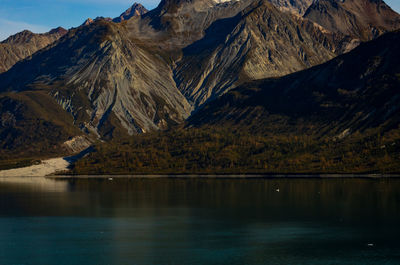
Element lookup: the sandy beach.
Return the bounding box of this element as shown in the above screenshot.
[0,158,70,177]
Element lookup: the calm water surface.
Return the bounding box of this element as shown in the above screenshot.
[0,177,400,264]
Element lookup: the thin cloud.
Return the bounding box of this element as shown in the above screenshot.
[0,19,50,41]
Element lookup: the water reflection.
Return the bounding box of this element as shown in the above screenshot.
[1,177,399,222]
[0,177,400,264]
[0,176,68,191]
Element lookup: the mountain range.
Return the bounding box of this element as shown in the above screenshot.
[0,0,399,173]
[189,29,400,135]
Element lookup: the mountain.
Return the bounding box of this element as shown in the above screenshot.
[0,0,338,137]
[188,30,400,137]
[0,0,399,149]
[0,0,399,173]
[304,0,400,41]
[0,27,67,73]
[0,21,192,137]
[127,0,400,107]
[71,30,400,175]
[113,3,148,22]
[173,0,343,106]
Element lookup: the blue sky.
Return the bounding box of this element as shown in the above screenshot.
[1,0,400,41]
[0,0,160,41]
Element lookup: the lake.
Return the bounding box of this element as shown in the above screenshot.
[1,176,400,264]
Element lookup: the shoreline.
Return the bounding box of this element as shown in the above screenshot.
[0,157,70,177]
[0,147,94,177]
[48,173,400,179]
[0,154,398,179]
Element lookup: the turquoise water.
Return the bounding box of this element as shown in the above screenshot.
[0,177,400,264]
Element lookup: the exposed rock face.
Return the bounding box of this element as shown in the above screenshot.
[63,136,92,153]
[126,0,400,107]
[0,27,67,73]
[113,3,148,22]
[0,22,192,137]
[0,0,259,137]
[304,0,400,41]
[266,0,313,15]
[189,30,400,135]
[173,0,341,106]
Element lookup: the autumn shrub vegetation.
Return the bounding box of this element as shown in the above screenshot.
[71,126,400,175]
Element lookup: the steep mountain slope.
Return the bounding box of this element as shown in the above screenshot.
[0,27,67,73]
[189,30,400,137]
[173,0,342,106]
[304,0,400,41]
[0,0,259,139]
[0,21,191,138]
[113,3,148,22]
[128,0,400,107]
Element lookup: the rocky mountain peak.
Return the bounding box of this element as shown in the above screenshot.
[112,2,148,22]
[1,30,34,44]
[48,27,68,35]
[81,17,113,27]
[82,18,94,26]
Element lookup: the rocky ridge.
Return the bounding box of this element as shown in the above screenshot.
[113,3,149,22]
[0,27,67,73]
